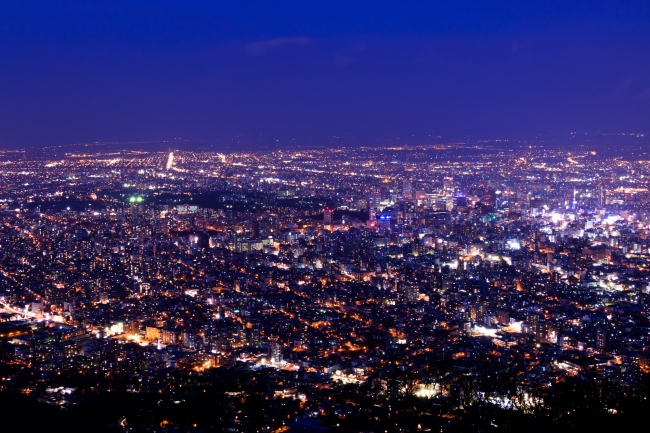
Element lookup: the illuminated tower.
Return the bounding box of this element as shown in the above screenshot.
[443,177,454,192]
[270,340,282,364]
[572,189,577,210]
[369,191,381,209]
[596,329,606,350]
[368,207,377,229]
[166,152,174,170]
[323,208,334,231]
[599,184,605,207]
[402,180,413,200]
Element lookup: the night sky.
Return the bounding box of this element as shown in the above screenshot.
[1,1,649,147]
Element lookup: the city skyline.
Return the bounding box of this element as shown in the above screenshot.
[0,142,650,431]
[3,3,650,432]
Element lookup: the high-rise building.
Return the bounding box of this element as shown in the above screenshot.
[443,176,454,192]
[323,208,334,230]
[597,329,606,350]
[368,207,377,229]
[270,341,283,364]
[599,184,605,207]
[572,189,577,210]
[369,191,382,209]
[166,152,174,170]
[402,180,413,200]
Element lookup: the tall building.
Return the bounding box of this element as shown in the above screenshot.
[599,184,605,207]
[402,180,413,200]
[596,329,606,350]
[369,191,382,209]
[270,341,283,364]
[166,152,174,170]
[323,208,334,230]
[378,213,391,232]
[443,176,454,192]
[368,207,377,229]
[572,189,577,210]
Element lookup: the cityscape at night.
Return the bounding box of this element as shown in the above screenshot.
[0,136,650,431]
[1,2,650,432]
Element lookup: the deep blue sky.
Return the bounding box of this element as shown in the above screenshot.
[1,1,649,147]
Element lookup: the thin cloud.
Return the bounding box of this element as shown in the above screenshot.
[247,37,312,54]
[333,42,367,66]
